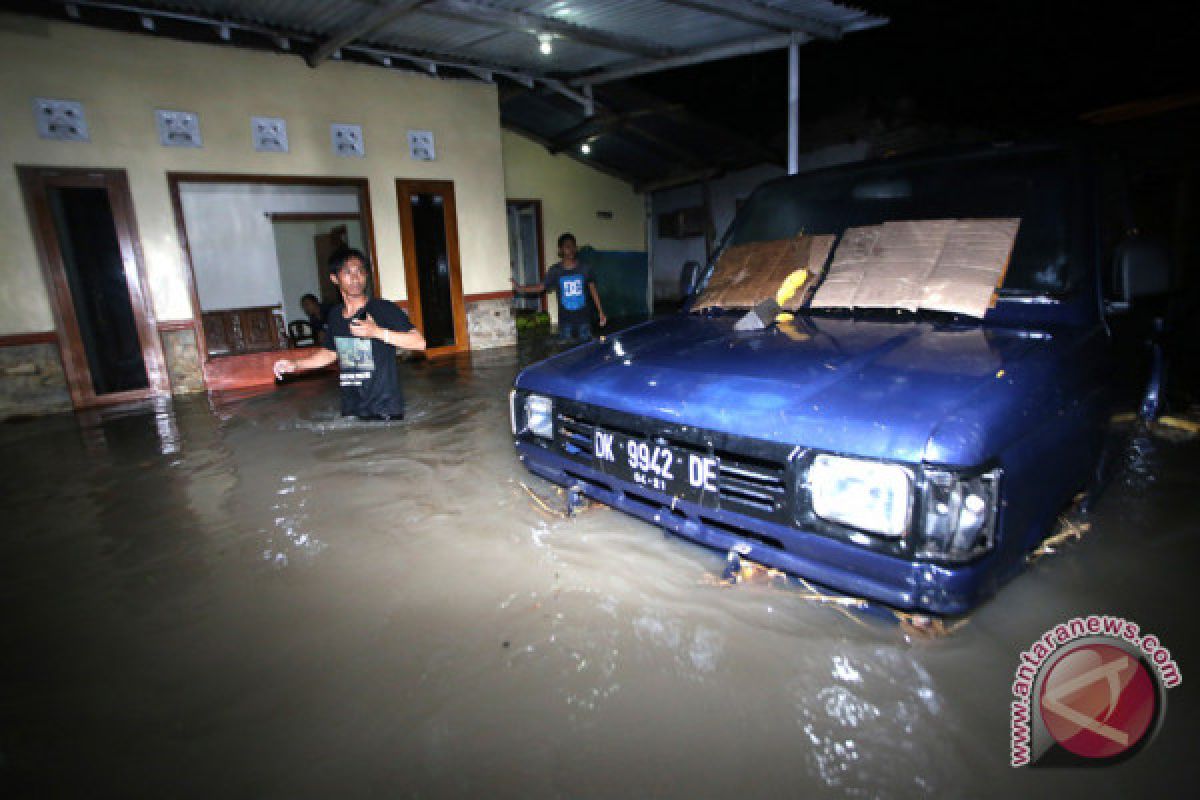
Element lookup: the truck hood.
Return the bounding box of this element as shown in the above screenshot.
[515,314,1094,466]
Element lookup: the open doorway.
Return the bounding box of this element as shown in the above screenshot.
[268,214,366,338]
[506,199,545,312]
[168,175,378,387]
[396,180,468,356]
[18,166,169,408]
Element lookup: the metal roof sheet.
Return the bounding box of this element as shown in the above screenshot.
[136,0,884,77]
[36,0,886,188]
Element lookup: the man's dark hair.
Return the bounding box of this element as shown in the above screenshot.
[557,232,576,249]
[328,246,369,276]
[301,293,319,305]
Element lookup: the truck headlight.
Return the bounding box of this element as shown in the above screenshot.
[523,394,554,439]
[807,454,912,537]
[917,467,1000,562]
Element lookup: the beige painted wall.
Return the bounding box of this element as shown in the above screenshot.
[501,130,645,265]
[0,14,508,335]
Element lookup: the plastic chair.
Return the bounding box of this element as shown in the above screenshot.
[288,319,316,347]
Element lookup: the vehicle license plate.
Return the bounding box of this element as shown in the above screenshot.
[591,428,719,501]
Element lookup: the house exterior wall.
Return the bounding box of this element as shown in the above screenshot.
[501,130,645,261]
[0,14,509,338]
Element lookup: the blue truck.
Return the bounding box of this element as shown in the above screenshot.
[511,142,1169,615]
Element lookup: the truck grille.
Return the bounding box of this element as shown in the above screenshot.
[718,460,787,513]
[553,404,792,523]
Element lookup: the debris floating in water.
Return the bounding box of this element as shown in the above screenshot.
[519,481,606,519]
[1029,515,1092,560]
[708,552,867,608]
[710,551,971,639]
[519,481,568,519]
[894,613,970,640]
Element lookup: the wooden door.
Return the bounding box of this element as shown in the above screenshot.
[313,225,349,307]
[18,166,169,407]
[395,180,468,356]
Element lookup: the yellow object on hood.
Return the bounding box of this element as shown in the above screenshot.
[775,269,809,306]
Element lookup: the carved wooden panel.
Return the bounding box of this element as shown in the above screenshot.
[201,305,284,356]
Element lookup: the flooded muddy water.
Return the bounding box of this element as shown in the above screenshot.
[1,345,1196,798]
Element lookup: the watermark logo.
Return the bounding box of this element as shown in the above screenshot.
[1011,615,1181,767]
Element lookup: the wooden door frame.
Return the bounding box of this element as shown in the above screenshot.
[395,179,469,357]
[506,198,546,312]
[17,165,170,408]
[166,173,380,377]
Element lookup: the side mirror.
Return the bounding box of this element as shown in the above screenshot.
[1108,237,1170,312]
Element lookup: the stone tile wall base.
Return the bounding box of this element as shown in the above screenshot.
[161,328,206,394]
[466,298,517,350]
[0,343,71,418]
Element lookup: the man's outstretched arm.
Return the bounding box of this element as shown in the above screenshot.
[511,277,546,294]
[274,348,337,380]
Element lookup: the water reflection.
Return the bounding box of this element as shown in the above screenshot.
[262,474,326,568]
[0,347,1194,798]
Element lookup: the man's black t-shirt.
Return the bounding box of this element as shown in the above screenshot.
[542,261,596,327]
[323,298,414,418]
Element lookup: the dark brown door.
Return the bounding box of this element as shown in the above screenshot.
[313,224,349,307]
[396,180,468,356]
[18,167,169,408]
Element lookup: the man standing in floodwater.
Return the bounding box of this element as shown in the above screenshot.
[512,232,607,341]
[274,247,426,420]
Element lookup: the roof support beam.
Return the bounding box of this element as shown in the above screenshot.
[540,79,596,114]
[350,42,537,85]
[573,32,800,87]
[608,81,784,166]
[624,122,707,168]
[425,0,678,59]
[657,0,843,38]
[307,0,431,67]
[501,122,640,186]
[636,167,724,195]
[548,105,682,154]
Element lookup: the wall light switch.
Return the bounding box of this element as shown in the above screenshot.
[251,116,288,153]
[33,98,90,142]
[331,123,365,158]
[408,129,436,161]
[156,109,202,148]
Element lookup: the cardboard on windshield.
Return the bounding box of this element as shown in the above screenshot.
[695,234,835,310]
[808,225,882,310]
[919,218,1019,316]
[809,218,1020,318]
[782,234,835,310]
[850,220,953,311]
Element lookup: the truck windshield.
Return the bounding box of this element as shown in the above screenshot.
[726,148,1077,295]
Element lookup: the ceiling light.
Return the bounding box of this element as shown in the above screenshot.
[538,33,553,56]
[580,142,591,154]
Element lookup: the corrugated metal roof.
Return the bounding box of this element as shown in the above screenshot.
[35,1,886,188]
[135,0,884,77]
[512,0,765,49]
[157,1,363,35]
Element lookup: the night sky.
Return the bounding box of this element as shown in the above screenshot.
[633,0,1196,144]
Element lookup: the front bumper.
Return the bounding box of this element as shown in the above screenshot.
[514,439,996,616]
